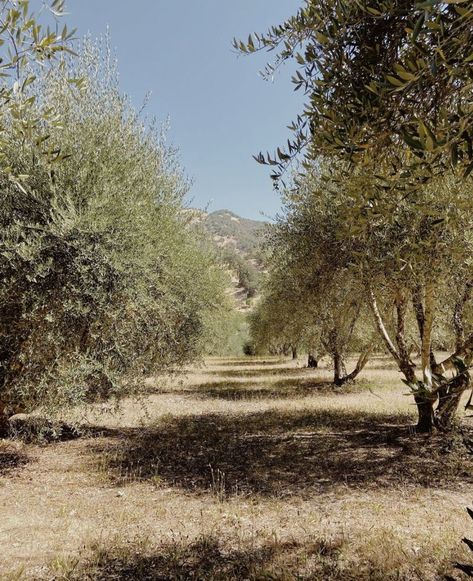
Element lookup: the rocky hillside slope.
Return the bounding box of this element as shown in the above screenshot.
[198,210,268,309]
[202,210,266,256]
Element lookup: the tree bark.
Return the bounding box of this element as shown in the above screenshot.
[434,372,470,430]
[369,289,401,365]
[307,353,318,368]
[453,280,473,351]
[415,394,435,433]
[412,284,437,369]
[395,291,417,382]
[334,342,374,386]
[433,333,473,375]
[333,350,346,384]
[420,282,435,388]
[292,348,298,360]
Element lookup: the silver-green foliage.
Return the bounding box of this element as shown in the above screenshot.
[0,39,227,416]
[251,168,374,374]
[0,1,76,174]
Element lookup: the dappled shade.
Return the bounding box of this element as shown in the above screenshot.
[202,367,313,378]
[0,447,29,476]
[185,378,341,401]
[209,359,287,367]
[69,535,345,581]
[91,408,473,498]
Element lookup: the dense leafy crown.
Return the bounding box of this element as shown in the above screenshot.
[0,35,228,416]
[0,1,77,168]
[236,1,473,185]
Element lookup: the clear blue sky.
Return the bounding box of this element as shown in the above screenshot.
[66,1,303,220]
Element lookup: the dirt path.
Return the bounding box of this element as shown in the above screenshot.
[1,357,472,579]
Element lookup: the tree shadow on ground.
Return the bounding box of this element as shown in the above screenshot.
[0,446,29,476]
[203,367,319,378]
[89,408,473,498]
[186,378,345,401]
[68,535,345,581]
[208,359,287,368]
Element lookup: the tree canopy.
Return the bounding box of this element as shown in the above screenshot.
[239,0,473,432]
[237,1,473,186]
[0,33,228,425]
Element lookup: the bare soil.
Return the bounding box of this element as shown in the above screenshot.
[1,356,472,580]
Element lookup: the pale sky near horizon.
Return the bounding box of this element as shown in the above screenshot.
[66,1,304,221]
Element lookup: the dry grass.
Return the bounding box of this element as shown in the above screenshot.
[1,355,473,579]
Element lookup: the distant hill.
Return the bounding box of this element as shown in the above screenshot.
[202,210,267,257]
[196,209,269,310]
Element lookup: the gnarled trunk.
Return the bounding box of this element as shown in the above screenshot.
[307,353,318,368]
[434,372,470,430]
[414,395,435,433]
[453,281,473,351]
[334,342,373,386]
[370,284,473,433]
[333,351,346,385]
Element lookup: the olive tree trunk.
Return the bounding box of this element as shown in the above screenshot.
[334,342,374,386]
[414,395,435,433]
[307,353,318,368]
[322,323,373,386]
[370,285,473,433]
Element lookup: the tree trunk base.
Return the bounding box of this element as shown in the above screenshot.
[415,420,434,434]
[414,395,435,433]
[334,375,355,387]
[307,354,318,368]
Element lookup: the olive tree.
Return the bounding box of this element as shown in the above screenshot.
[278,165,473,430]
[256,171,375,385]
[236,0,473,182]
[0,1,76,175]
[238,1,473,431]
[0,39,228,428]
[359,172,473,431]
[249,274,318,359]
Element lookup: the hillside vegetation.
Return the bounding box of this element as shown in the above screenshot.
[202,210,267,257]
[199,210,268,308]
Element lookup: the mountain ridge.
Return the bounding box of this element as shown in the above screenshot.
[201,209,268,258]
[196,208,269,310]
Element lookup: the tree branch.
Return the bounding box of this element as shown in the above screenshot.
[421,282,435,387]
[369,288,400,365]
[434,333,473,375]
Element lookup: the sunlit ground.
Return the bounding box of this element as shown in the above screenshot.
[1,355,472,579]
